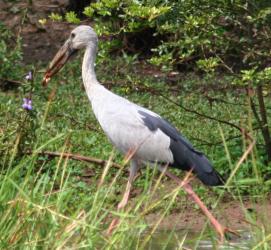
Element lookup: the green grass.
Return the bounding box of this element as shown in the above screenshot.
[0,55,271,249]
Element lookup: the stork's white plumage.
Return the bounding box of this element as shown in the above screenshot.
[43,25,230,241]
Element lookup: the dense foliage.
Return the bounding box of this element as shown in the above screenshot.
[64,0,271,72]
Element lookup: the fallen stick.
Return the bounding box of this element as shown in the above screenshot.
[0,78,23,85]
[28,150,123,169]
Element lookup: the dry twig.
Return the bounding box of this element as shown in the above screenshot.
[27,150,123,169]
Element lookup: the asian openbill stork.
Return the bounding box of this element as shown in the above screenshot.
[43,25,229,241]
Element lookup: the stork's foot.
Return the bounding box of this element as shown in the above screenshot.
[106,201,126,235]
[107,218,119,235]
[224,227,240,240]
[214,223,225,243]
[106,201,127,235]
[215,226,240,244]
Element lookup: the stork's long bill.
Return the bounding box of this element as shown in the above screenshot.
[42,39,77,86]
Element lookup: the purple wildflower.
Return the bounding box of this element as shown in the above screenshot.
[22,98,33,110]
[25,71,33,81]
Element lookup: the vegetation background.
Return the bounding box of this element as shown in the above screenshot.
[0,0,271,249]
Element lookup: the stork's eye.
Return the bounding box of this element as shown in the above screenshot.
[71,33,76,39]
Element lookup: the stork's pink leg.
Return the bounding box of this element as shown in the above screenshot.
[160,168,226,242]
[107,160,139,234]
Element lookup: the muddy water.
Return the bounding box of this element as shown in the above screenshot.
[145,230,253,249]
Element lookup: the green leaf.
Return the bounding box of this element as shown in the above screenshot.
[49,13,63,22]
[65,11,80,24]
[83,7,95,17]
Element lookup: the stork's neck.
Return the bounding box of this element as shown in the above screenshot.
[82,42,99,100]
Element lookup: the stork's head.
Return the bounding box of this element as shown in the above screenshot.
[42,25,98,86]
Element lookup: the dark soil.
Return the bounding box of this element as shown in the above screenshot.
[145,197,271,232]
[141,179,271,232]
[0,0,77,64]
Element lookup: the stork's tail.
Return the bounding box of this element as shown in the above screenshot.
[170,139,224,186]
[190,153,224,186]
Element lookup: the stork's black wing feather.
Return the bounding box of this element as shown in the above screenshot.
[138,110,224,186]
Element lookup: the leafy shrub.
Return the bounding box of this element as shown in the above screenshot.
[70,0,271,73]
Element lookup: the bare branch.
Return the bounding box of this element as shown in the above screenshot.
[27,150,123,169]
